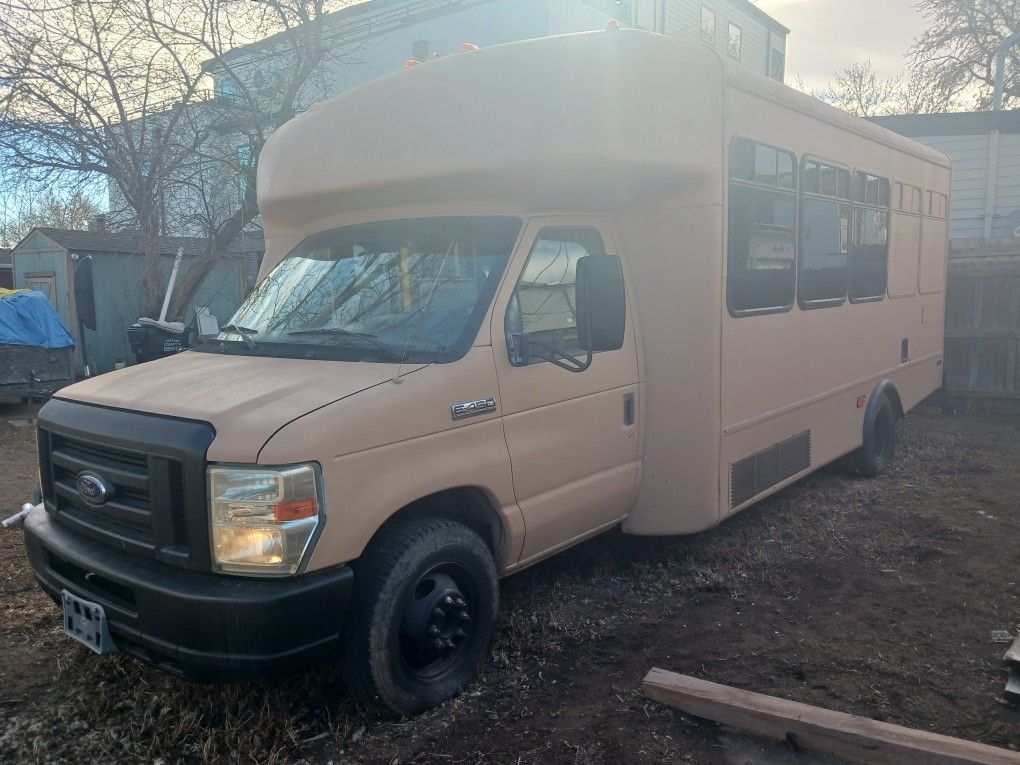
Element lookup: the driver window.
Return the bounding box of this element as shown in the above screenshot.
[507,227,606,365]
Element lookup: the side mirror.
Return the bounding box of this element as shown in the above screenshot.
[576,255,626,353]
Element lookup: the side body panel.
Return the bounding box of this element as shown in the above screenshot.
[716,74,950,517]
[259,347,525,572]
[490,217,641,567]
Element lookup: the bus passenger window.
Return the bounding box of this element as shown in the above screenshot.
[727,138,797,314]
[850,172,889,301]
[799,158,851,306]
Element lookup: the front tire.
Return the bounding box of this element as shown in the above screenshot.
[341,519,498,717]
[855,395,896,478]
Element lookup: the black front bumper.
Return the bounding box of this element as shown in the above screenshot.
[25,508,354,680]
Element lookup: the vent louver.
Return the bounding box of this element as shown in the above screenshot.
[730,430,811,509]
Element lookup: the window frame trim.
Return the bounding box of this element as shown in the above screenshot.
[797,155,851,310]
[504,223,614,368]
[727,22,742,61]
[726,135,799,318]
[848,169,891,304]
[700,5,716,46]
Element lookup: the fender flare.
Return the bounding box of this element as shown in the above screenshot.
[863,379,904,443]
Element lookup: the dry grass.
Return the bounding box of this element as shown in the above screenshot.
[1,407,1017,764]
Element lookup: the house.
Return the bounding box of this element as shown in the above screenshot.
[872,110,1020,242]
[873,110,1020,412]
[0,247,12,290]
[10,228,261,375]
[122,0,787,239]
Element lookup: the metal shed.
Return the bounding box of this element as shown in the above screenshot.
[10,228,262,375]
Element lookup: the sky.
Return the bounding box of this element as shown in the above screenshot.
[757,0,930,90]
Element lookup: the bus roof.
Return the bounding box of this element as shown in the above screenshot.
[257,28,948,236]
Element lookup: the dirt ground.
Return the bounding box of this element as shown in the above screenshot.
[0,397,1018,764]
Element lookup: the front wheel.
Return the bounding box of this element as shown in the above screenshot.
[341,519,498,717]
[854,395,897,478]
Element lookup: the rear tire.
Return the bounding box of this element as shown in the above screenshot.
[341,519,498,717]
[854,395,896,478]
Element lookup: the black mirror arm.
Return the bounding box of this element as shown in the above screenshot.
[526,315,594,373]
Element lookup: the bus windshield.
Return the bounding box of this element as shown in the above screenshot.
[211,217,522,364]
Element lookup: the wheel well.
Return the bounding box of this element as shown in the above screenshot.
[371,488,506,566]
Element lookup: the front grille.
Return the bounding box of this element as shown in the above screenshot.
[50,433,159,548]
[37,399,215,571]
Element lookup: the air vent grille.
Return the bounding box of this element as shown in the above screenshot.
[730,430,811,509]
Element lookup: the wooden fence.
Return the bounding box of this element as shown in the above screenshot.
[943,242,1020,412]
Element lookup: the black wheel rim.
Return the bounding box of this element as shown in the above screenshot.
[398,563,477,681]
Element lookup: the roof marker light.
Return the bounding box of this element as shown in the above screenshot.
[606,18,621,30]
[460,42,479,52]
[404,58,421,69]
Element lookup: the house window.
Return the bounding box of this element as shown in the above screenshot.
[728,23,742,60]
[849,172,890,301]
[235,144,254,203]
[218,75,239,101]
[727,137,797,314]
[770,47,785,81]
[700,6,716,46]
[412,40,429,61]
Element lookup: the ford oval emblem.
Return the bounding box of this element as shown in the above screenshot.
[76,472,111,505]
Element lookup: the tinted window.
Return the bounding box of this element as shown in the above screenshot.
[850,202,889,300]
[508,227,606,364]
[728,139,797,313]
[213,217,521,364]
[800,199,849,305]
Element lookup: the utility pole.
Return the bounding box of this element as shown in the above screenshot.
[982,31,1020,240]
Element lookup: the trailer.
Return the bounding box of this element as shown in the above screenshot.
[0,290,75,399]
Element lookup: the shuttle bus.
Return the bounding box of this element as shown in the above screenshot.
[24,28,949,715]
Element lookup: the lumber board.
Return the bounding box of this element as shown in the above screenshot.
[642,668,1020,765]
[1005,635,1020,665]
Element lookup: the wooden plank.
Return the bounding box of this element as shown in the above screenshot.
[1006,635,1020,665]
[642,669,1020,765]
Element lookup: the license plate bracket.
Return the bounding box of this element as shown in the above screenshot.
[61,589,119,655]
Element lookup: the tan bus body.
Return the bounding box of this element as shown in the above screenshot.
[24,29,948,715]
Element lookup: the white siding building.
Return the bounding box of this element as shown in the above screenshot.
[873,111,1020,241]
[128,0,788,238]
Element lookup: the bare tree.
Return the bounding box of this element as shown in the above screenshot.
[0,188,102,247]
[0,0,352,319]
[809,60,959,117]
[818,61,898,118]
[910,0,1020,109]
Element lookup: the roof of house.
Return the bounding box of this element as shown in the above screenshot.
[22,228,264,257]
[0,248,12,268]
[209,0,789,69]
[731,0,790,34]
[871,110,1020,138]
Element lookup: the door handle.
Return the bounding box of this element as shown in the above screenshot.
[623,392,635,426]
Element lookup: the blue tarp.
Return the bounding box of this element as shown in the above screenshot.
[0,291,75,349]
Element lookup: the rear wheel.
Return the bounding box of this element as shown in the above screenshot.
[341,519,498,717]
[854,395,896,478]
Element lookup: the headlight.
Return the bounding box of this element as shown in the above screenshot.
[208,463,323,576]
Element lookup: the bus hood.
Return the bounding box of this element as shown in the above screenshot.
[55,351,417,462]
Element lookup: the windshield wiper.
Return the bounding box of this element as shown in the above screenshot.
[220,323,259,350]
[287,327,395,358]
